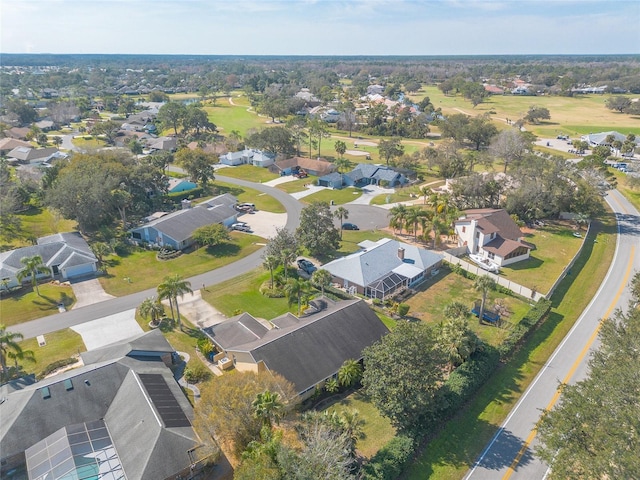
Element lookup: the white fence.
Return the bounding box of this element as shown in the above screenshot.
[442,252,543,302]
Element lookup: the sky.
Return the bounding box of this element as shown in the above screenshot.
[1,0,639,56]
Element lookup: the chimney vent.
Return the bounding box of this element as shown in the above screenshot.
[398,247,405,260]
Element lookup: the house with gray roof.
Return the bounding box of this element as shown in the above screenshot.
[321,238,443,299]
[202,298,389,399]
[6,146,61,164]
[129,193,238,250]
[0,332,207,480]
[0,232,98,289]
[454,208,533,267]
[318,163,408,189]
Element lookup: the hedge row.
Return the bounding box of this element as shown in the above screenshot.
[166,187,204,202]
[362,435,415,480]
[497,298,552,358]
[362,298,551,478]
[39,358,78,379]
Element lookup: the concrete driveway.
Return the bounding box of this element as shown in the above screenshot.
[71,309,142,350]
[235,209,287,240]
[71,277,115,310]
[163,290,227,329]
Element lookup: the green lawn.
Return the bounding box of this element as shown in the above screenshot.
[404,212,617,479]
[498,220,584,293]
[301,187,363,205]
[212,181,286,213]
[327,391,397,459]
[614,171,640,212]
[0,283,76,326]
[404,269,531,347]
[0,207,78,250]
[415,86,640,138]
[334,230,396,257]
[16,328,86,379]
[275,178,311,194]
[99,234,263,296]
[201,269,293,319]
[204,101,268,137]
[217,165,279,183]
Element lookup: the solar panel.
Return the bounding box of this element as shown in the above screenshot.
[138,374,191,428]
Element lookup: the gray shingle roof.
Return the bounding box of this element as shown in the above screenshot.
[209,299,389,394]
[130,193,237,244]
[322,238,443,288]
[202,312,269,350]
[0,356,198,480]
[0,232,97,278]
[81,329,174,365]
[247,299,389,394]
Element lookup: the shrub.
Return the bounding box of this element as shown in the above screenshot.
[397,303,410,317]
[259,282,285,298]
[498,298,552,358]
[197,338,215,357]
[183,362,211,383]
[363,434,415,480]
[39,358,78,379]
[166,187,204,202]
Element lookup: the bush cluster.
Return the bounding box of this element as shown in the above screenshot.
[167,187,204,202]
[183,362,211,383]
[39,358,78,379]
[498,298,552,358]
[362,435,415,480]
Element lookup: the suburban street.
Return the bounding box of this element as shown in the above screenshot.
[464,188,640,480]
[11,174,391,340]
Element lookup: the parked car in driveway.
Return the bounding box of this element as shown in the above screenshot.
[231,222,252,232]
[297,258,317,274]
[342,222,359,230]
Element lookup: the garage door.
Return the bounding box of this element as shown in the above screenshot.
[64,263,96,278]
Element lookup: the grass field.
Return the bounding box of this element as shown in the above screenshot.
[301,187,363,205]
[212,181,286,213]
[15,329,86,379]
[1,283,76,326]
[275,177,310,194]
[498,220,584,293]
[201,269,292,319]
[0,207,78,250]
[217,165,279,183]
[327,391,397,459]
[413,86,640,138]
[204,99,268,137]
[405,269,531,347]
[99,233,263,296]
[404,211,617,479]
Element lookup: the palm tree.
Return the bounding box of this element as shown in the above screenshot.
[420,185,432,204]
[284,277,310,315]
[139,297,165,326]
[443,301,469,320]
[333,206,350,239]
[338,359,363,388]
[388,204,408,235]
[438,316,477,372]
[16,255,52,296]
[475,274,497,324]
[405,206,429,241]
[311,269,332,297]
[0,325,32,381]
[252,390,284,428]
[262,254,279,288]
[157,274,193,330]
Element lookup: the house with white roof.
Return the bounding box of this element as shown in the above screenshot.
[321,238,443,299]
[219,148,275,167]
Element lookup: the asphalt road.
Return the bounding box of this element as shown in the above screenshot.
[12,174,389,340]
[464,188,640,480]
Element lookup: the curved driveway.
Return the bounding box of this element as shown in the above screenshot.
[465,188,640,480]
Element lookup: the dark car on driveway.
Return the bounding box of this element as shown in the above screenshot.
[297,258,317,274]
[342,223,359,230]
